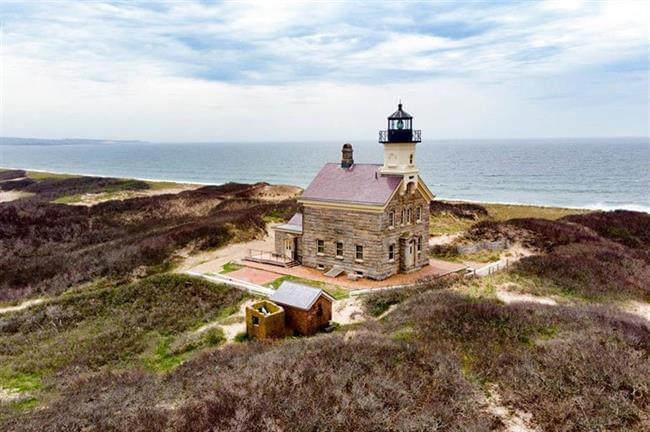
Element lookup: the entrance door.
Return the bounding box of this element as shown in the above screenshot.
[284,238,294,260]
[404,240,415,269]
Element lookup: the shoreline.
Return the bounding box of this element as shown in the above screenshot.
[2,165,648,213]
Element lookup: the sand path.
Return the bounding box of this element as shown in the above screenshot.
[0,191,35,202]
[0,298,44,315]
[177,226,277,274]
[484,384,538,432]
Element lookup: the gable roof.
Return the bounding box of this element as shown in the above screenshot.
[269,281,334,311]
[274,212,303,233]
[300,163,402,206]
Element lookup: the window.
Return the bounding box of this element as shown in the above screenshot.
[388,211,394,228]
[317,303,323,317]
[416,206,422,222]
[409,153,414,165]
[356,245,364,261]
[417,236,422,255]
[317,239,324,254]
[336,241,343,258]
[355,270,364,276]
[400,209,405,225]
[317,263,325,270]
[252,316,259,326]
[407,207,412,224]
[388,244,395,261]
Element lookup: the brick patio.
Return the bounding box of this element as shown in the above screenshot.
[226,267,281,285]
[234,258,467,290]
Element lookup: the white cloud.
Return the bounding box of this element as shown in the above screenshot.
[0,0,647,140]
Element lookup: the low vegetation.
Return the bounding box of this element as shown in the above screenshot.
[462,211,650,302]
[0,177,297,301]
[1,172,647,431]
[0,274,244,420]
[428,200,587,236]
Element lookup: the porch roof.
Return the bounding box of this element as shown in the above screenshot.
[274,212,303,234]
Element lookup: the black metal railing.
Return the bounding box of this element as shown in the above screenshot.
[379,129,421,143]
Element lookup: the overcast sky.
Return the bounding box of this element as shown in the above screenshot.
[0,1,648,142]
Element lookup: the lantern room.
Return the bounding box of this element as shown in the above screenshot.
[379,103,421,143]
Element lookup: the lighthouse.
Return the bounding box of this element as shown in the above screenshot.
[378,103,422,195]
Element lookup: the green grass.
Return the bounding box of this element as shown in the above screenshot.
[234,332,249,343]
[431,248,501,264]
[430,202,589,237]
[429,213,476,236]
[145,180,196,190]
[481,202,588,221]
[26,171,79,180]
[0,371,42,393]
[266,275,349,300]
[220,261,243,274]
[143,336,192,372]
[7,397,39,412]
[262,209,289,224]
[52,194,84,204]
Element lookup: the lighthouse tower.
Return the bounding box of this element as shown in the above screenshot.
[379,103,422,195]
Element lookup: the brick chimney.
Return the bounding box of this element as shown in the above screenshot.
[341,143,354,168]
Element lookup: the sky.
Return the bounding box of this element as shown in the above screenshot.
[0,0,648,142]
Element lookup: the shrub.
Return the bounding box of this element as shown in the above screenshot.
[0,169,26,181]
[430,200,488,220]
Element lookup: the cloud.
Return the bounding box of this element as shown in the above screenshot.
[0,0,647,140]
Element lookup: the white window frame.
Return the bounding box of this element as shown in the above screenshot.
[317,239,324,255]
[355,244,364,262]
[416,206,422,222]
[388,211,395,229]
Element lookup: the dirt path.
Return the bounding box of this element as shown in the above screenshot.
[177,225,277,274]
[0,190,35,202]
[63,186,199,206]
[333,296,367,325]
[194,299,256,342]
[484,384,538,432]
[623,300,650,323]
[495,286,558,306]
[0,387,25,403]
[0,298,44,315]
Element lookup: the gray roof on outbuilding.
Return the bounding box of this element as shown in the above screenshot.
[269,281,334,311]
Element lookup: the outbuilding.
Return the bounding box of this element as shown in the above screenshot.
[245,300,286,340]
[269,281,334,336]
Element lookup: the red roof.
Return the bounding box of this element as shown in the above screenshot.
[301,163,401,205]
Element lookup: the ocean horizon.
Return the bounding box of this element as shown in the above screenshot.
[2,137,648,212]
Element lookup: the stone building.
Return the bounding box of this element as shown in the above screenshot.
[245,300,286,340]
[269,281,333,336]
[274,103,434,280]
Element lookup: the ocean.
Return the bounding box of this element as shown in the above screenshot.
[1,138,648,212]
